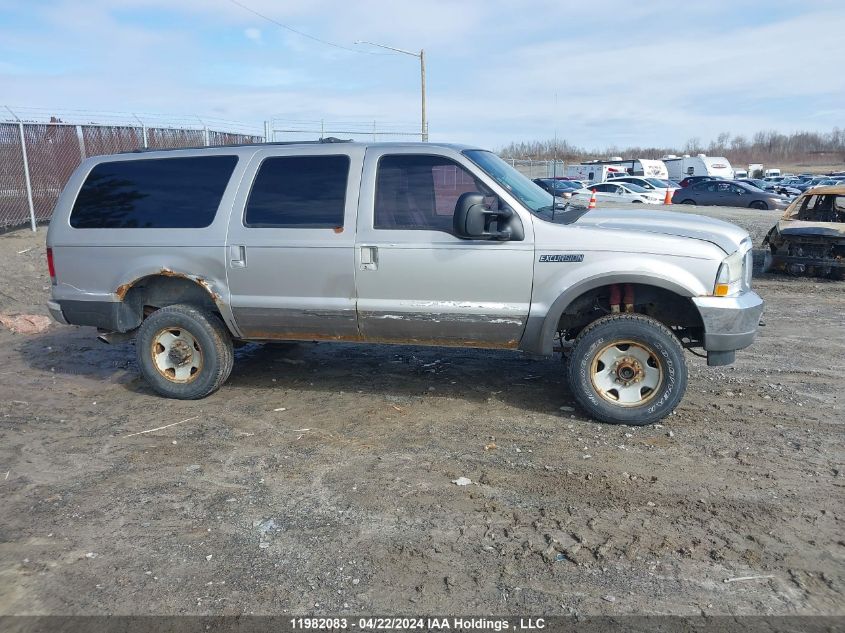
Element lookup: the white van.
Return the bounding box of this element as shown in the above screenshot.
[564,163,627,183]
[662,154,733,181]
[764,168,781,178]
[733,169,748,179]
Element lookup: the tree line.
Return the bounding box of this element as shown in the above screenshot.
[499,128,845,166]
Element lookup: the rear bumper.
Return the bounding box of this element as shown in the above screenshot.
[692,291,765,353]
[47,300,68,325]
[46,299,139,332]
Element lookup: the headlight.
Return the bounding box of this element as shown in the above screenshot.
[714,241,752,297]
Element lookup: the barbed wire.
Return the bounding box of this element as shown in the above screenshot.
[1,106,265,135]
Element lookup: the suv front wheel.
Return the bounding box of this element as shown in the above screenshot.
[566,314,687,425]
[136,304,234,399]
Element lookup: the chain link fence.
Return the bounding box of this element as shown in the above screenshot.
[1,108,265,230]
[506,159,566,179]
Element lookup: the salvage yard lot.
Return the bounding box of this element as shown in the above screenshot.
[0,205,842,616]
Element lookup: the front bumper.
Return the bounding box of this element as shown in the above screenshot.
[692,291,765,353]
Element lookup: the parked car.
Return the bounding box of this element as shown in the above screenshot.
[573,182,664,204]
[737,178,773,190]
[46,140,764,425]
[737,178,801,197]
[606,176,678,194]
[779,178,815,193]
[673,180,790,210]
[677,175,724,188]
[763,185,845,279]
[533,178,582,197]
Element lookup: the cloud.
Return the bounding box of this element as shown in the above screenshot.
[244,27,262,43]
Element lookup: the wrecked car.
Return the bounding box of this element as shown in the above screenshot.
[46,140,764,426]
[763,185,845,279]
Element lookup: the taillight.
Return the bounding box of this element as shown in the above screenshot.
[46,247,56,282]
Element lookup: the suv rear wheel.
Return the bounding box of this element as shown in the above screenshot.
[136,304,234,399]
[566,314,687,425]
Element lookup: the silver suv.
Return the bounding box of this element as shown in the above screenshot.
[46,141,764,425]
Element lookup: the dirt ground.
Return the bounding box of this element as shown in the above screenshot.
[0,205,842,618]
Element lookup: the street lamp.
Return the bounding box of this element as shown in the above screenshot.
[355,40,427,142]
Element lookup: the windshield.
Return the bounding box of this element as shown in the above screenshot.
[556,181,580,189]
[464,150,554,213]
[546,180,576,190]
[464,150,591,224]
[645,178,666,188]
[624,183,648,193]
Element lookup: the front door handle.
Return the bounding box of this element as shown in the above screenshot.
[230,244,246,268]
[360,245,378,271]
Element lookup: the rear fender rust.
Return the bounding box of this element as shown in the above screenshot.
[116,268,222,301]
[156,268,223,304]
[114,268,229,328]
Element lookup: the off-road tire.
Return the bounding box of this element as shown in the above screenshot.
[566,314,688,425]
[136,304,234,399]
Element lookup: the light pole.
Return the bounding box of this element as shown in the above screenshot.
[355,40,427,142]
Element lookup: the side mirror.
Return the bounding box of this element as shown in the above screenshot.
[453,192,519,241]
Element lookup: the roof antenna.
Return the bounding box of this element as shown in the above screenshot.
[551,92,558,220]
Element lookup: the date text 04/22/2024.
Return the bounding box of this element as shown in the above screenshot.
[289,617,548,630]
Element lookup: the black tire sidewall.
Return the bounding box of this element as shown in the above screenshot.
[567,316,687,425]
[136,306,231,399]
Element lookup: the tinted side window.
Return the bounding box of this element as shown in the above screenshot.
[70,156,237,229]
[245,155,349,228]
[375,155,485,232]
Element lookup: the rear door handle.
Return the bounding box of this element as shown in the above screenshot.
[230,244,246,268]
[360,245,378,271]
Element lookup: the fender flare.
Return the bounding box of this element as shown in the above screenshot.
[520,273,699,356]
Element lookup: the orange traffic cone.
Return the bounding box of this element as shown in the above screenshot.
[663,188,673,205]
[588,190,597,209]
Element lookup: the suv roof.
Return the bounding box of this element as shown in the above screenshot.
[129,139,479,155]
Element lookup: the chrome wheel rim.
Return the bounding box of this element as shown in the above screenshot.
[151,327,203,383]
[590,339,663,407]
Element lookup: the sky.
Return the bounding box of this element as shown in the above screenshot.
[1,0,844,150]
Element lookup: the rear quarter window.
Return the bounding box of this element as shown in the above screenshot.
[70,155,238,229]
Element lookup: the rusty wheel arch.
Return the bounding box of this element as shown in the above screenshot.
[114,270,227,332]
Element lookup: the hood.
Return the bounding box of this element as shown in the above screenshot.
[776,220,845,237]
[573,208,749,253]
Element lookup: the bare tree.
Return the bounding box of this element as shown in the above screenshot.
[498,128,845,167]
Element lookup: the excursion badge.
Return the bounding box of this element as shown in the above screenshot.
[539,254,584,263]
